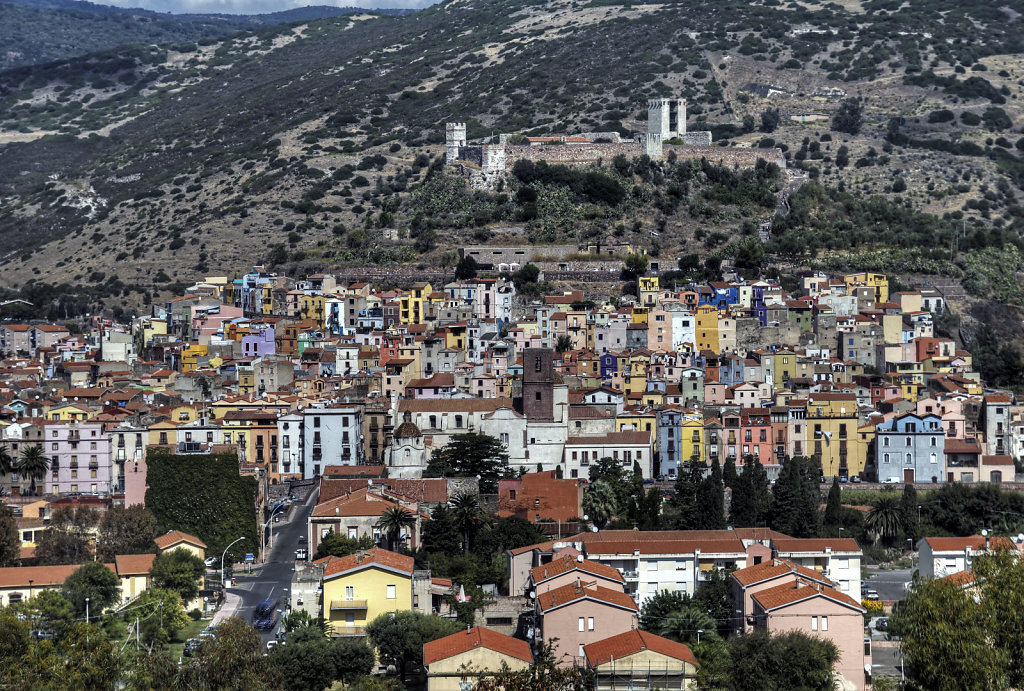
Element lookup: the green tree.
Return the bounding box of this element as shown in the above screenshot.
[895,574,1007,691]
[555,334,573,353]
[120,649,179,691]
[314,531,375,560]
[974,549,1024,688]
[331,637,375,685]
[35,506,98,565]
[866,493,904,545]
[10,589,74,639]
[901,483,920,544]
[365,611,460,683]
[620,252,649,282]
[831,98,863,135]
[454,255,478,280]
[771,456,819,538]
[693,567,736,637]
[450,493,483,554]
[18,444,49,495]
[671,459,705,530]
[581,479,618,529]
[181,616,281,691]
[727,630,839,691]
[271,634,340,691]
[696,458,725,530]
[0,503,19,566]
[639,589,693,631]
[722,456,739,490]
[133,588,190,644]
[421,505,462,555]
[375,506,416,552]
[61,561,120,617]
[150,547,206,601]
[823,477,842,527]
[282,609,328,636]
[760,108,781,132]
[0,445,13,476]
[425,433,509,492]
[658,606,718,648]
[96,505,158,561]
[475,516,546,558]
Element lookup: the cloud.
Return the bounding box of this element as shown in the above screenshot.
[101,0,435,14]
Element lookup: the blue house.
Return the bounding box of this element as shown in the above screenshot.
[875,413,945,484]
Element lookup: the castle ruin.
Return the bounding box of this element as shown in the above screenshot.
[445,96,772,191]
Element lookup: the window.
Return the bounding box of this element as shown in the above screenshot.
[345,586,355,601]
[386,585,396,599]
[455,415,464,428]
[578,617,585,632]
[579,644,585,657]
[52,443,58,451]
[587,617,594,631]
[906,453,912,465]
[648,561,658,571]
[811,616,818,631]
[321,529,331,539]
[535,392,541,401]
[314,417,321,428]
[347,527,357,539]
[821,616,828,631]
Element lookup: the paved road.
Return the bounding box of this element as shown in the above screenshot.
[225,487,318,643]
[864,567,913,603]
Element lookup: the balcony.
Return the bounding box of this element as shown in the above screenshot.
[622,570,639,580]
[330,600,368,610]
[330,626,366,638]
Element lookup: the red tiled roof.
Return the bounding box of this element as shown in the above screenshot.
[536,582,637,613]
[752,582,865,613]
[731,559,834,588]
[423,627,533,666]
[115,553,156,576]
[530,554,624,585]
[923,535,1014,552]
[941,568,976,587]
[154,530,207,550]
[772,538,860,554]
[0,562,115,588]
[320,549,414,578]
[584,629,697,668]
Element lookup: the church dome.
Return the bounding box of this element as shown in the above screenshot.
[394,421,422,438]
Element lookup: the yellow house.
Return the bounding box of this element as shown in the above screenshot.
[695,305,719,353]
[584,629,699,690]
[181,344,208,373]
[424,627,533,691]
[843,272,889,303]
[115,553,156,603]
[318,549,414,636]
[616,412,658,452]
[638,276,659,309]
[680,415,705,465]
[300,294,327,327]
[154,530,207,561]
[46,403,93,422]
[147,421,180,447]
[400,282,433,325]
[805,394,864,478]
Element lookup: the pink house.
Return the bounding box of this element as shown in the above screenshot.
[529,554,625,595]
[731,559,836,633]
[536,581,639,667]
[751,582,868,690]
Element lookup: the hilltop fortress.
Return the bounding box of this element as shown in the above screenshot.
[446,98,785,190]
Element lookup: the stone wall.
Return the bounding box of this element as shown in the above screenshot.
[503,142,644,166]
[678,131,712,147]
[666,145,786,168]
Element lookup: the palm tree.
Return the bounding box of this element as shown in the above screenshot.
[450,493,482,554]
[18,445,49,495]
[376,506,416,551]
[866,494,905,545]
[658,606,719,648]
[582,480,618,530]
[0,446,12,476]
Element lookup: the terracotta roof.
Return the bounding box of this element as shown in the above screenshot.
[731,559,834,588]
[154,530,207,551]
[584,629,697,668]
[0,562,115,588]
[772,537,860,554]
[312,488,402,517]
[941,568,976,587]
[320,549,414,579]
[115,553,156,576]
[423,627,533,666]
[584,538,746,556]
[982,455,1015,466]
[923,535,1014,552]
[752,582,865,613]
[530,554,624,586]
[322,465,386,478]
[536,582,637,613]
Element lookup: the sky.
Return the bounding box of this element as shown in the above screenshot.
[98,0,434,14]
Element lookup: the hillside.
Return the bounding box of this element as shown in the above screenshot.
[0,0,413,70]
[0,0,1022,323]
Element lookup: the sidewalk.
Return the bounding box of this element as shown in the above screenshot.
[211,589,242,627]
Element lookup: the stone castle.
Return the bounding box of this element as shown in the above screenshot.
[445,97,776,190]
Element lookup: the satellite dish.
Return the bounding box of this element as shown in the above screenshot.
[981,529,988,537]
[577,554,584,563]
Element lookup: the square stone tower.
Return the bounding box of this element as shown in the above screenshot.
[522,347,554,423]
[445,122,467,164]
[648,98,687,138]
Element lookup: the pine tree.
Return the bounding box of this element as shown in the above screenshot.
[749,456,773,526]
[730,467,757,528]
[901,483,920,544]
[697,458,726,530]
[671,458,705,530]
[824,478,842,527]
[723,456,739,490]
[771,456,818,537]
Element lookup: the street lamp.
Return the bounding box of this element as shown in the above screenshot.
[85,597,90,624]
[222,536,246,587]
[696,629,703,646]
[908,538,914,573]
[263,504,287,562]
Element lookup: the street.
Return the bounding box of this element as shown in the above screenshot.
[864,567,912,603]
[225,487,318,643]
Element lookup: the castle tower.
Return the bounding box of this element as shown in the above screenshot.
[445,122,467,164]
[648,99,670,136]
[522,347,554,423]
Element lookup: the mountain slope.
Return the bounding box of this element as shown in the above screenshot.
[0,0,1022,312]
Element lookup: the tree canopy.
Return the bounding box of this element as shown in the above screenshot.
[97,505,158,561]
[424,433,509,493]
[150,547,206,602]
[62,561,120,617]
[365,611,460,682]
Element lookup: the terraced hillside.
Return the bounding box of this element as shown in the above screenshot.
[0,0,1022,320]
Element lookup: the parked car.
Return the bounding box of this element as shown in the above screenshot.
[295,548,307,561]
[266,640,278,652]
[865,590,880,601]
[851,476,863,484]
[204,557,219,568]
[875,617,889,632]
[183,638,202,657]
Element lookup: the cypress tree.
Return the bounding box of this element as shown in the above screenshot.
[723,455,739,490]
[824,477,843,527]
[671,458,704,530]
[730,466,756,527]
[901,483,920,543]
[698,458,726,529]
